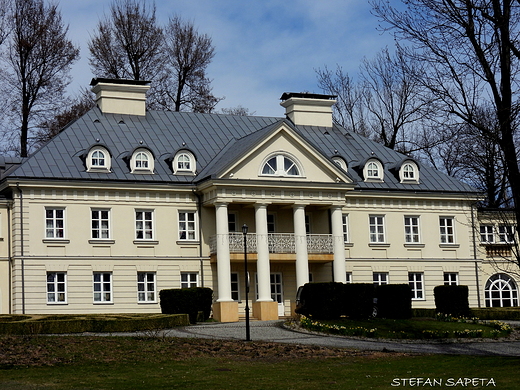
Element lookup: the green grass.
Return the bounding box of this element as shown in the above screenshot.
[0,336,519,389]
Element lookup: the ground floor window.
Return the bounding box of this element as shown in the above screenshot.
[346,272,352,284]
[181,272,199,288]
[409,272,424,300]
[443,272,458,286]
[485,273,519,307]
[231,272,240,301]
[137,272,156,302]
[47,272,66,303]
[93,272,112,303]
[373,272,389,286]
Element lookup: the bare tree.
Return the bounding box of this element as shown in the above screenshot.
[0,0,12,46]
[153,15,221,112]
[1,0,79,157]
[219,105,256,116]
[88,0,163,81]
[372,0,520,268]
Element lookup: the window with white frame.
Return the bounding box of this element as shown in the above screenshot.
[439,217,455,244]
[364,159,384,181]
[178,211,197,240]
[346,272,352,284]
[173,151,196,174]
[400,162,419,183]
[45,208,65,239]
[480,224,494,243]
[137,272,156,302]
[498,225,515,243]
[91,209,110,239]
[369,215,385,243]
[373,272,389,286]
[444,272,459,286]
[342,214,349,243]
[228,213,237,232]
[86,146,111,172]
[231,272,240,301]
[267,214,276,233]
[404,216,420,244]
[485,273,519,307]
[409,272,424,300]
[181,272,199,288]
[261,154,301,177]
[332,156,347,171]
[93,272,112,303]
[47,272,66,303]
[130,148,154,173]
[135,210,154,240]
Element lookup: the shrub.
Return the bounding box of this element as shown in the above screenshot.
[375,284,412,319]
[159,287,213,323]
[295,282,344,319]
[434,285,470,317]
[343,284,375,319]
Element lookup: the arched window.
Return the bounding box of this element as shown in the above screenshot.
[173,150,196,174]
[363,159,383,182]
[130,148,154,173]
[332,157,347,171]
[261,154,302,177]
[399,161,420,183]
[86,146,111,172]
[485,273,519,307]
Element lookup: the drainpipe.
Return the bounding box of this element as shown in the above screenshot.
[16,183,25,314]
[7,200,12,314]
[471,203,481,308]
[194,190,204,287]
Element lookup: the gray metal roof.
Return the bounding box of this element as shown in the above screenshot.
[4,107,477,194]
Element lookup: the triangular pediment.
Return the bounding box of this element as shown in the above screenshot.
[212,122,353,185]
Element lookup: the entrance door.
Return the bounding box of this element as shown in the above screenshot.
[270,273,284,316]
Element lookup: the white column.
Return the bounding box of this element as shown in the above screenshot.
[255,203,272,301]
[331,206,346,283]
[215,202,232,301]
[293,204,309,288]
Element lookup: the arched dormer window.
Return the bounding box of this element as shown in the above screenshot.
[400,161,420,183]
[130,148,154,174]
[173,150,196,174]
[86,146,111,173]
[332,156,347,172]
[363,158,384,182]
[261,153,302,177]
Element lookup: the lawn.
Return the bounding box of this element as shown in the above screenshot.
[1,335,519,389]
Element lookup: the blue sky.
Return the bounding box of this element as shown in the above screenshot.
[60,0,396,117]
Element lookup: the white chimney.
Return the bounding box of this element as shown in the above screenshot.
[280,92,336,127]
[90,78,150,116]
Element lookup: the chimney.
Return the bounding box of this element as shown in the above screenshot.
[90,78,150,116]
[280,92,336,127]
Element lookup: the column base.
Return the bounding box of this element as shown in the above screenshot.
[252,301,279,320]
[212,301,239,322]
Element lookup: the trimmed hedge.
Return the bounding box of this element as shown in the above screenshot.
[343,283,374,319]
[470,308,520,320]
[375,284,412,319]
[434,285,470,317]
[0,314,188,335]
[160,287,213,323]
[295,282,344,319]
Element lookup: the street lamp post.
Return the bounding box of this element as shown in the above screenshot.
[242,223,251,341]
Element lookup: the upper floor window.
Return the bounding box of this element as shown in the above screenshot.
[86,146,111,172]
[342,214,349,243]
[130,148,154,173]
[135,210,154,240]
[179,211,197,241]
[480,224,494,243]
[261,154,302,177]
[498,225,515,243]
[369,215,385,243]
[404,216,420,244]
[173,150,196,174]
[363,159,384,182]
[400,161,419,183]
[91,209,110,240]
[45,208,65,239]
[439,217,455,244]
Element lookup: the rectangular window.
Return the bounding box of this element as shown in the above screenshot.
[345,272,352,284]
[439,217,455,244]
[135,210,154,240]
[480,224,494,243]
[93,272,112,303]
[181,272,199,288]
[228,213,237,233]
[444,272,459,286]
[137,272,156,302]
[45,208,65,238]
[369,215,385,243]
[409,272,424,300]
[47,272,66,303]
[342,214,349,243]
[373,272,389,286]
[91,209,110,239]
[231,272,240,301]
[267,214,276,233]
[498,225,515,243]
[404,216,420,243]
[178,211,196,240]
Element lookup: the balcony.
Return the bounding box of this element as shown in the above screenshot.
[209,233,335,262]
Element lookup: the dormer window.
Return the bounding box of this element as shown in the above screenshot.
[130,148,154,174]
[86,146,111,173]
[261,153,302,177]
[363,158,384,182]
[173,150,196,174]
[399,161,420,183]
[332,157,347,171]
